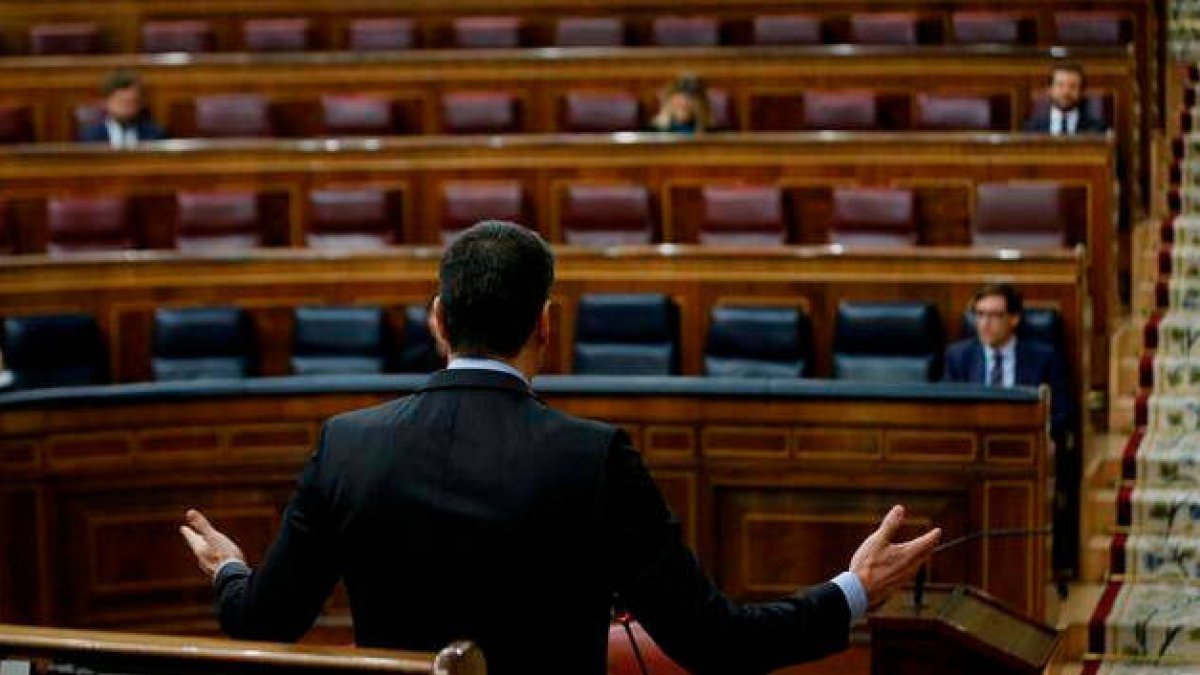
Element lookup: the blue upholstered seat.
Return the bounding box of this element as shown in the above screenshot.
[2,313,108,389]
[704,306,809,378]
[153,306,254,381]
[833,301,941,382]
[573,293,679,376]
[291,306,386,376]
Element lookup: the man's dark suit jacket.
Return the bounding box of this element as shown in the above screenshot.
[1021,108,1109,134]
[943,338,1072,437]
[78,116,167,143]
[214,368,850,675]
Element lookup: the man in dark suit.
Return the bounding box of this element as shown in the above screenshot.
[78,70,167,147]
[1022,62,1109,135]
[181,221,940,675]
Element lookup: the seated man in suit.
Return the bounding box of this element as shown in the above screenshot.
[181,220,940,675]
[78,70,167,147]
[1022,62,1108,135]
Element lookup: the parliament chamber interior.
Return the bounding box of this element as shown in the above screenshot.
[0,0,1190,673]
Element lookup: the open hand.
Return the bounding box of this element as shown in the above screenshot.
[850,505,941,607]
[179,509,245,578]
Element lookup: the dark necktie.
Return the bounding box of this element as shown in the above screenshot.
[989,350,1004,387]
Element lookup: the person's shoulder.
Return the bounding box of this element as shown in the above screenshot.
[324,395,413,433]
[945,337,977,358]
[77,122,107,142]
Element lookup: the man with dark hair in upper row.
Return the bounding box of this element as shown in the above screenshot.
[78,69,167,147]
[1022,62,1109,135]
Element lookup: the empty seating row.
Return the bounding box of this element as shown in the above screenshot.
[13,12,1132,55]
[0,297,1064,389]
[0,182,1082,255]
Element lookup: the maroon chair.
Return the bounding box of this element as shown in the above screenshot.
[440,182,526,242]
[29,23,103,55]
[562,91,640,132]
[971,182,1070,248]
[307,188,394,249]
[848,13,919,45]
[320,95,395,136]
[651,16,719,47]
[914,93,995,131]
[452,17,522,48]
[194,94,274,138]
[1054,11,1129,45]
[950,12,1026,44]
[175,192,264,252]
[561,185,653,246]
[608,619,688,675]
[46,196,134,254]
[700,185,786,246]
[801,91,878,130]
[554,17,624,47]
[752,14,822,45]
[346,18,414,51]
[141,20,215,53]
[243,18,311,52]
[0,105,34,144]
[829,187,917,246]
[441,92,521,134]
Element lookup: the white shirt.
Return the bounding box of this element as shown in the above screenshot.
[982,337,1017,387]
[1049,107,1079,136]
[104,118,139,149]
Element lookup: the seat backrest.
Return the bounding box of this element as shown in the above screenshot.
[321,94,395,136]
[396,304,442,372]
[848,12,919,45]
[243,18,311,52]
[801,91,878,130]
[1053,11,1129,45]
[961,306,1063,351]
[307,188,393,250]
[699,185,785,246]
[291,305,386,375]
[46,196,134,253]
[175,191,263,252]
[2,313,108,388]
[561,90,640,132]
[152,306,254,381]
[704,305,810,378]
[915,93,995,130]
[440,182,526,242]
[651,16,720,46]
[29,23,103,55]
[828,187,917,247]
[346,18,415,51]
[573,293,679,375]
[950,11,1027,44]
[441,92,521,134]
[971,182,1070,248]
[194,94,274,138]
[141,20,215,53]
[562,184,653,246]
[752,14,822,46]
[833,301,941,382]
[0,104,34,144]
[453,16,522,48]
[555,17,625,47]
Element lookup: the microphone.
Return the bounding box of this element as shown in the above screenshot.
[911,527,1052,612]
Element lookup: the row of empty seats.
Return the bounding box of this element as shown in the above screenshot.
[0,182,1080,254]
[14,12,1132,55]
[0,295,1064,389]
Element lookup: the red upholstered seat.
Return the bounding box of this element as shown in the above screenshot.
[29,23,103,55]
[915,93,995,130]
[607,619,688,675]
[46,196,134,254]
[752,14,822,45]
[554,17,624,47]
[561,184,653,246]
[320,95,395,136]
[562,90,640,132]
[452,17,522,48]
[971,182,1070,248]
[346,18,414,51]
[801,91,878,130]
[307,188,394,249]
[440,182,527,242]
[194,94,274,138]
[243,18,311,52]
[141,20,215,53]
[1054,11,1129,45]
[175,192,264,252]
[829,187,917,246]
[651,16,719,47]
[441,92,521,134]
[950,11,1025,44]
[848,12,919,45]
[0,105,34,144]
[700,185,786,246]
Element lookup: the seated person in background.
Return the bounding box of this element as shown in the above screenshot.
[181,220,940,675]
[943,283,1071,440]
[1022,63,1108,135]
[649,74,712,133]
[78,70,167,147]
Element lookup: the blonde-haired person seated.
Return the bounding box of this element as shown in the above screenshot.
[649,74,711,134]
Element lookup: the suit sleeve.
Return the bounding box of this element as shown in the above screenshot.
[604,431,850,675]
[942,345,963,383]
[214,425,340,642]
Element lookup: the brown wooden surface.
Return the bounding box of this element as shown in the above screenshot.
[0,384,1050,634]
[0,133,1114,385]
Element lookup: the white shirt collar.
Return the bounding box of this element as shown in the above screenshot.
[987,336,1018,360]
[105,117,138,148]
[446,357,529,385]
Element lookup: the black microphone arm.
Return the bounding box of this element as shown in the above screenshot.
[912,526,1053,611]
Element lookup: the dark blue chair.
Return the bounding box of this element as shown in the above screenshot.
[395,304,442,373]
[291,306,386,375]
[2,313,108,389]
[833,302,941,382]
[704,306,810,378]
[573,293,679,375]
[153,307,255,381]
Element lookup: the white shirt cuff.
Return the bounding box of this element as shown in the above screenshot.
[831,571,868,623]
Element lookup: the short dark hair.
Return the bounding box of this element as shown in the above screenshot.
[972,283,1023,315]
[102,70,143,97]
[1049,62,1086,86]
[438,221,555,358]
